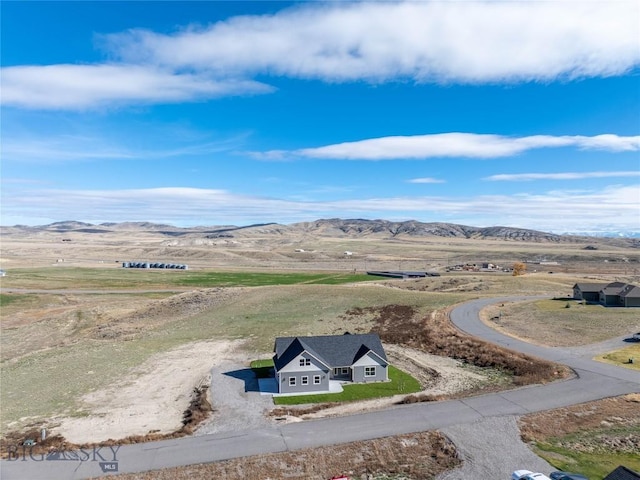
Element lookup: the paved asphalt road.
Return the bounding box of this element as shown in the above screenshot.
[2,296,638,479]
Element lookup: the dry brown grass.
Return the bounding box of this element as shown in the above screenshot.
[103,431,459,480]
[356,305,570,386]
[519,394,640,442]
[482,299,640,347]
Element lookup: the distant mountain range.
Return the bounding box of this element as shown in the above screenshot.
[2,219,638,245]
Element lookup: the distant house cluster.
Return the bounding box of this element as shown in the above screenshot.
[122,262,188,270]
[272,333,389,394]
[573,282,640,307]
[447,262,507,272]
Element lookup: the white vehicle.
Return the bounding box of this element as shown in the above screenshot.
[512,471,552,480]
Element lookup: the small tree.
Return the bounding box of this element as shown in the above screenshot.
[512,262,527,276]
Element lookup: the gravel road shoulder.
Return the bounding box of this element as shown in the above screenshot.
[436,415,554,480]
[195,362,275,435]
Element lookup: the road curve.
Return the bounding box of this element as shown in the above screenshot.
[2,296,638,480]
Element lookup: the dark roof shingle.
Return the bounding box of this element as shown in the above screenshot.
[274,333,387,371]
[603,466,640,480]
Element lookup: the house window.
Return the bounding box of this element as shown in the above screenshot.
[301,376,309,385]
[341,367,349,375]
[289,377,296,386]
[365,366,376,377]
[333,368,340,375]
[299,358,311,366]
[313,375,321,384]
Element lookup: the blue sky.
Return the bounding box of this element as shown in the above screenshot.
[2,1,639,234]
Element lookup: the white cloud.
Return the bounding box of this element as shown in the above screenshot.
[2,184,639,234]
[3,1,639,110]
[106,1,639,83]
[407,177,445,184]
[267,133,640,160]
[1,64,272,110]
[486,171,640,181]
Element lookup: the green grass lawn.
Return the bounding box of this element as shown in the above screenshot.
[272,365,421,405]
[535,441,640,480]
[250,358,274,378]
[0,293,34,308]
[0,267,378,289]
[176,271,377,287]
[594,344,640,371]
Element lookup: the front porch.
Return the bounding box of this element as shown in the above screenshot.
[330,366,352,381]
[258,377,344,397]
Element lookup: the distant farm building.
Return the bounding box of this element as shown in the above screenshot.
[573,282,640,307]
[122,262,188,270]
[367,270,440,279]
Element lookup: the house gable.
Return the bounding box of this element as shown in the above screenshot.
[273,338,328,371]
[276,350,330,373]
[352,347,389,367]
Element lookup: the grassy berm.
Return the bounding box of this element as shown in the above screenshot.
[519,394,640,479]
[360,304,570,387]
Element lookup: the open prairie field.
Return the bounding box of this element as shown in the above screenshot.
[1,223,638,275]
[1,228,638,450]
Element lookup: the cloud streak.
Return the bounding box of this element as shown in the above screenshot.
[486,171,640,181]
[407,178,445,184]
[2,185,639,233]
[2,132,249,163]
[2,1,639,110]
[1,64,272,110]
[262,133,640,160]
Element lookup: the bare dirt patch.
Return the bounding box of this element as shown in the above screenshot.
[52,339,246,443]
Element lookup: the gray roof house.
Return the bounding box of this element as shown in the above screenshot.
[573,282,640,307]
[273,333,389,394]
[603,466,640,480]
